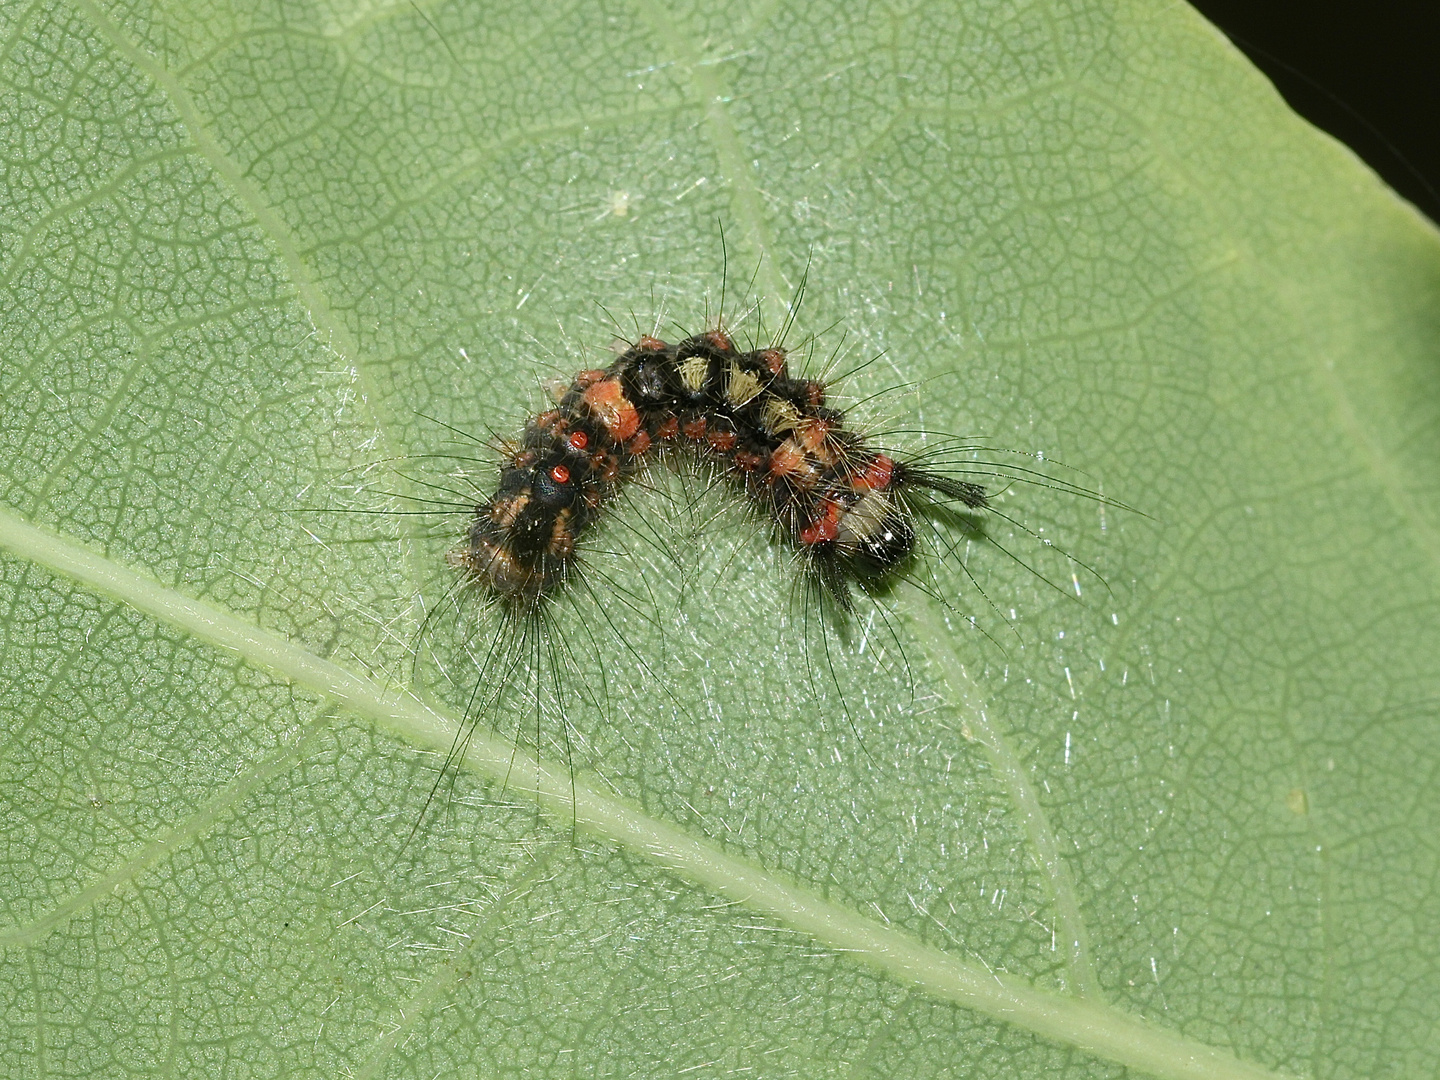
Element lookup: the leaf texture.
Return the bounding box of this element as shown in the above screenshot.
[2,1,1439,1077]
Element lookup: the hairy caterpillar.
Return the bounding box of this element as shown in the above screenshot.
[448,325,988,612]
[375,288,1115,840]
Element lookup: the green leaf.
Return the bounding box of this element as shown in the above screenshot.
[3,0,1437,1076]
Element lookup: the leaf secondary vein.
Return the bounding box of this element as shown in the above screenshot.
[906,596,1101,999]
[71,0,430,603]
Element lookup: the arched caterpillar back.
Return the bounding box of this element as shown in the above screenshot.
[447,327,989,610]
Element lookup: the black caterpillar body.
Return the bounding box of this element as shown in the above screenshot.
[448,328,989,607]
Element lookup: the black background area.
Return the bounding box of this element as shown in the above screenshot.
[1187,0,1440,224]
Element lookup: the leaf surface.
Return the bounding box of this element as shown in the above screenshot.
[3,1,1438,1077]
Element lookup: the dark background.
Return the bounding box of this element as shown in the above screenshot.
[1188,0,1440,224]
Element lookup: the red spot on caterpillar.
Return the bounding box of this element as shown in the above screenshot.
[800,505,841,546]
[796,419,832,455]
[854,454,895,492]
[768,439,805,479]
[707,429,737,453]
[627,429,652,456]
[682,417,708,441]
[704,328,733,351]
[757,348,786,375]
[550,464,571,484]
[655,416,680,440]
[638,335,665,351]
[568,430,589,451]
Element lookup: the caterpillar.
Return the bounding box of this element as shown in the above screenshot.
[447,326,989,614]
[380,293,1116,844]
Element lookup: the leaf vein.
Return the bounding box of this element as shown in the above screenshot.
[0,507,1296,1080]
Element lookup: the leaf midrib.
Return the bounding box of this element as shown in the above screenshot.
[0,506,1290,1080]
